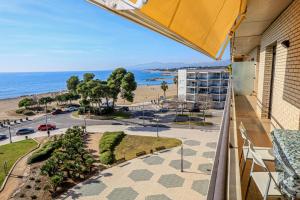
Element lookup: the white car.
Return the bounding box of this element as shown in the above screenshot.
[65,107,78,112]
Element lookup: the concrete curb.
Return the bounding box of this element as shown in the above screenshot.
[0,138,40,192]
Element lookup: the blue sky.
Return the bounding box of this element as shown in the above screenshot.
[0,0,230,72]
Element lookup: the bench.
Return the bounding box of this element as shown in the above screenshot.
[155,146,166,151]
[136,151,147,157]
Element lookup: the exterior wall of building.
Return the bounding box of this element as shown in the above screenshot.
[178,69,187,101]
[257,0,300,130]
[177,69,229,109]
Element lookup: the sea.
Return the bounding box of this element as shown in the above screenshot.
[0,70,173,100]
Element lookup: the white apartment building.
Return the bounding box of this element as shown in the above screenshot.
[178,68,230,109]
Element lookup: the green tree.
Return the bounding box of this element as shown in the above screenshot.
[161,81,169,98]
[55,94,67,105]
[83,73,95,82]
[41,157,59,177]
[50,173,64,192]
[77,82,90,101]
[85,157,95,172]
[18,98,36,109]
[107,68,127,107]
[39,97,54,113]
[65,92,80,105]
[89,80,105,110]
[121,72,137,102]
[173,75,178,97]
[67,76,80,93]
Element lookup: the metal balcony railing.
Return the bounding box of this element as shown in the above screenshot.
[207,77,232,200]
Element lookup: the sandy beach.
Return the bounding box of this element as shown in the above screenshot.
[0,84,177,120]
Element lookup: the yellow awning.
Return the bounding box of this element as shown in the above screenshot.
[88,0,247,59]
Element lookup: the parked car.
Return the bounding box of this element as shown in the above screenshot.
[51,109,64,115]
[159,108,168,113]
[119,106,129,112]
[37,124,56,131]
[191,107,200,112]
[65,107,78,112]
[16,128,34,135]
[0,134,7,140]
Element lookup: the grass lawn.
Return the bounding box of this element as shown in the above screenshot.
[72,111,79,118]
[0,139,38,186]
[110,111,132,119]
[196,113,213,118]
[175,121,213,126]
[114,135,181,160]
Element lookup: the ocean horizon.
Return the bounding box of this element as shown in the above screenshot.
[0,70,173,100]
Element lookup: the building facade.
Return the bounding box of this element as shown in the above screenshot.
[178,68,229,109]
[232,0,300,130]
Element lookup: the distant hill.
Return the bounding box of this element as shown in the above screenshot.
[127,60,230,70]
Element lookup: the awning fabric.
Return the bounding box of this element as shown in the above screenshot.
[88,0,247,59]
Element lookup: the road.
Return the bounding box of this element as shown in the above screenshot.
[0,112,118,138]
[0,107,222,142]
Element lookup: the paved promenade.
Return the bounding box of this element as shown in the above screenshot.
[58,125,220,200]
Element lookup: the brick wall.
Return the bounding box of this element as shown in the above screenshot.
[257,0,300,130]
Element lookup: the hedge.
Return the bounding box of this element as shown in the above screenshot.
[99,131,125,165]
[99,151,114,165]
[27,142,55,164]
[23,110,35,116]
[99,131,125,153]
[16,108,25,114]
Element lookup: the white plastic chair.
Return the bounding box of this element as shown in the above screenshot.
[245,144,283,200]
[239,122,275,177]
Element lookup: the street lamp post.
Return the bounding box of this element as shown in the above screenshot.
[83,107,87,133]
[181,144,183,172]
[8,126,12,143]
[189,110,191,129]
[142,102,145,126]
[45,104,50,137]
[156,116,159,138]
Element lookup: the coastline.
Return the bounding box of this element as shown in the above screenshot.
[0,84,177,120]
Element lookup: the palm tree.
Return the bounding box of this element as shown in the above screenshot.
[173,75,178,97]
[161,81,168,98]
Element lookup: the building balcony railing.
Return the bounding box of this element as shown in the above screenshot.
[209,82,222,87]
[207,77,232,200]
[198,83,208,87]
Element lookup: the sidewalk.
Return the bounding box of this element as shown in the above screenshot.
[59,125,220,200]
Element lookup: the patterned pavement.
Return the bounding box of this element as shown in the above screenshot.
[58,125,220,200]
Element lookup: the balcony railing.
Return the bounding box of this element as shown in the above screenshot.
[207,77,232,200]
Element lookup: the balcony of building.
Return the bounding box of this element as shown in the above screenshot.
[233,94,274,200]
[209,80,222,87]
[197,73,208,80]
[89,1,299,199]
[186,79,197,88]
[198,81,208,87]
[208,73,221,80]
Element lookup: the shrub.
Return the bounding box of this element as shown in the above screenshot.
[99,132,125,153]
[78,107,85,115]
[16,108,25,114]
[27,142,55,164]
[23,110,35,116]
[99,150,114,165]
[101,107,114,115]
